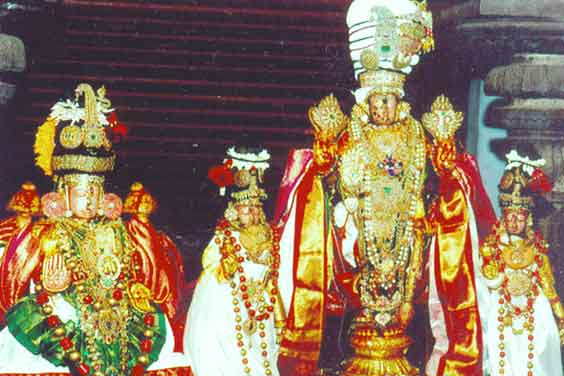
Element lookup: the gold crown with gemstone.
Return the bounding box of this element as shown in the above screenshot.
[34,83,116,179]
[347,0,434,102]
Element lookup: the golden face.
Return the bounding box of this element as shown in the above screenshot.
[368,93,398,126]
[503,208,529,236]
[68,180,102,220]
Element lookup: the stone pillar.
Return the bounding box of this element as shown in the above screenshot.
[0,33,26,209]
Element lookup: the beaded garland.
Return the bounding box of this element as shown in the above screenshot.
[214,218,282,375]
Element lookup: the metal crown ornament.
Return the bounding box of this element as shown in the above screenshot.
[347,0,434,103]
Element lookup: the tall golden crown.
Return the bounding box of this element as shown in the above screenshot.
[34,83,116,179]
[347,0,434,102]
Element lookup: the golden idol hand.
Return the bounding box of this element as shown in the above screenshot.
[42,253,71,293]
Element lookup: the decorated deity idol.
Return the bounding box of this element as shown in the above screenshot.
[274,1,496,375]
[480,150,563,376]
[185,147,286,376]
[0,83,191,375]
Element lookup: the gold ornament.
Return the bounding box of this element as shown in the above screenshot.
[421,95,463,141]
[128,282,155,313]
[59,125,83,149]
[51,154,115,175]
[308,94,348,142]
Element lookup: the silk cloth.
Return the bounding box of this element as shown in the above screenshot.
[273,150,333,363]
[426,153,496,376]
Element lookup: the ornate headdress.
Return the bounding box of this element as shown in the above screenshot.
[208,146,270,206]
[347,0,434,103]
[33,83,127,184]
[499,150,553,210]
[6,182,41,216]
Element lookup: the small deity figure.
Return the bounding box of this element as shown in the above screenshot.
[185,147,286,376]
[274,1,497,375]
[480,150,563,376]
[0,83,191,375]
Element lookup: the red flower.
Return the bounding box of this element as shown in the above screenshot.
[529,168,552,194]
[77,363,90,376]
[144,314,155,327]
[141,339,153,353]
[36,292,49,305]
[131,365,146,376]
[46,315,61,328]
[208,165,234,188]
[60,337,73,350]
[106,112,129,143]
[113,289,124,301]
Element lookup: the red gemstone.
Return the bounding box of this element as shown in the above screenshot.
[239,276,246,282]
[118,272,126,281]
[528,353,534,359]
[141,339,153,353]
[242,293,249,300]
[36,292,49,305]
[224,230,232,236]
[264,313,270,320]
[77,363,90,376]
[144,314,155,326]
[113,289,123,301]
[262,351,268,357]
[249,309,256,317]
[60,337,73,350]
[237,257,245,263]
[240,285,248,292]
[46,315,61,328]
[500,352,505,358]
[235,244,241,251]
[83,295,93,304]
[244,301,252,309]
[267,306,274,312]
[242,358,249,365]
[271,288,278,295]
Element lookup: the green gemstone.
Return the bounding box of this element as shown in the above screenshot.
[381,45,391,53]
[384,187,392,194]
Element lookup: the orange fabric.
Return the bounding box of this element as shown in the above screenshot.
[433,171,482,376]
[127,216,187,353]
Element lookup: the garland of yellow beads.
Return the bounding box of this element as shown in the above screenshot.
[215,218,281,375]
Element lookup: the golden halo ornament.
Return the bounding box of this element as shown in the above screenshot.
[59,124,83,149]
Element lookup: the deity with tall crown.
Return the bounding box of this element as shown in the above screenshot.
[273,1,496,375]
[0,83,192,376]
[185,147,289,376]
[479,150,563,376]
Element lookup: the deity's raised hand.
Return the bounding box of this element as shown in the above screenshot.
[42,253,71,293]
[422,95,463,174]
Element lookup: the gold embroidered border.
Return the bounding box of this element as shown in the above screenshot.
[52,154,115,174]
